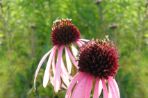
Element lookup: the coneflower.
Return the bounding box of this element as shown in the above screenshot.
[34,19,88,92]
[66,39,120,98]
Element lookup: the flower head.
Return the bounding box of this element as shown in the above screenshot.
[66,39,120,98]
[51,19,80,46]
[34,18,88,92]
[78,39,118,78]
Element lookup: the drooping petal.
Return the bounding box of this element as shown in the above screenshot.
[93,78,102,98]
[61,56,70,77]
[76,41,83,47]
[108,78,117,98]
[79,39,89,42]
[102,79,108,98]
[84,75,93,98]
[108,85,112,98]
[79,40,85,45]
[61,72,69,88]
[65,48,72,74]
[66,47,78,68]
[98,79,103,96]
[93,79,99,98]
[34,48,53,89]
[52,49,56,75]
[43,46,57,87]
[65,72,84,98]
[109,77,120,98]
[71,44,78,57]
[54,46,64,92]
[61,83,67,90]
[71,74,88,98]
[61,57,70,87]
[113,79,120,98]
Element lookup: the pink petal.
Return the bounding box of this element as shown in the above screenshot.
[93,78,102,98]
[98,79,103,96]
[34,47,53,89]
[76,41,83,47]
[54,46,64,92]
[61,56,70,77]
[65,72,84,98]
[71,74,88,98]
[65,48,72,74]
[109,77,120,98]
[79,39,89,42]
[79,40,85,45]
[71,45,78,57]
[61,83,67,89]
[85,75,93,98]
[61,73,69,88]
[108,78,117,98]
[52,49,56,75]
[102,79,108,98]
[61,57,70,87]
[108,85,112,98]
[93,79,99,98]
[43,47,57,87]
[66,47,78,68]
[113,79,120,98]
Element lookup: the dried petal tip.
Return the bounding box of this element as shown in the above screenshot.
[51,19,80,46]
[78,39,119,79]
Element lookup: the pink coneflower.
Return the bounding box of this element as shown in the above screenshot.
[66,39,120,98]
[34,19,88,92]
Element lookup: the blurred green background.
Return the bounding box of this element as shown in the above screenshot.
[0,0,148,98]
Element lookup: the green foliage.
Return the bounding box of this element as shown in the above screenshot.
[0,0,148,98]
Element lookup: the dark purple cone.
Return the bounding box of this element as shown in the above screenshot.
[51,19,80,46]
[78,40,119,79]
